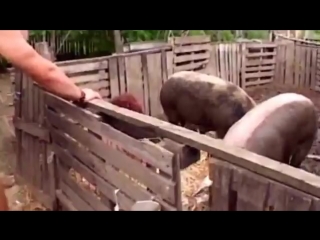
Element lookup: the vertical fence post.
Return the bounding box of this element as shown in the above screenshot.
[34,42,58,210]
[240,43,246,90]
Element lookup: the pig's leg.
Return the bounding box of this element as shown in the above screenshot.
[216,128,228,139]
[163,109,181,126]
[290,139,314,168]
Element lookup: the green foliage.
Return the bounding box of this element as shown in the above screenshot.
[0,30,271,70]
[244,30,269,39]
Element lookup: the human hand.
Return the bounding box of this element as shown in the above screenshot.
[81,88,102,102]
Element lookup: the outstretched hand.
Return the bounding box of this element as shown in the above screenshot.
[82,88,102,102]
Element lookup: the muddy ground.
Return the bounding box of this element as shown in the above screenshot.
[246,83,320,176]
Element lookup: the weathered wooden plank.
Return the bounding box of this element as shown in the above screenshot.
[310,198,320,210]
[205,45,217,76]
[166,51,173,77]
[56,190,77,211]
[88,99,320,200]
[213,44,221,77]
[209,158,233,211]
[294,44,301,86]
[125,55,144,112]
[246,65,275,72]
[275,44,283,84]
[240,44,246,89]
[45,94,173,174]
[245,79,272,87]
[99,123,173,174]
[219,44,226,80]
[280,45,289,83]
[61,61,109,75]
[117,57,126,94]
[59,163,111,211]
[225,44,230,81]
[28,76,35,187]
[54,143,135,210]
[236,44,241,86]
[266,182,312,211]
[300,45,307,87]
[305,46,312,88]
[310,47,318,90]
[46,93,102,133]
[108,58,119,98]
[50,128,175,211]
[246,59,276,67]
[161,49,168,83]
[35,42,54,205]
[174,52,210,63]
[231,44,237,85]
[231,166,269,211]
[70,72,109,85]
[174,44,212,54]
[60,180,93,211]
[32,84,40,188]
[13,71,22,169]
[141,54,151,115]
[78,80,109,92]
[284,42,294,86]
[46,109,176,203]
[245,72,274,79]
[171,153,182,211]
[175,60,209,72]
[147,53,163,117]
[247,52,276,58]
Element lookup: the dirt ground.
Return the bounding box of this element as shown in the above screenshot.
[0,73,44,210]
[246,83,320,176]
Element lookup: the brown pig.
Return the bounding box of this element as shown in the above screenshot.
[223,93,317,168]
[160,71,256,138]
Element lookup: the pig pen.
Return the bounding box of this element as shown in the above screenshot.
[13,37,320,211]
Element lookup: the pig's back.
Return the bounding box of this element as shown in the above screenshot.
[224,93,316,154]
[161,71,248,108]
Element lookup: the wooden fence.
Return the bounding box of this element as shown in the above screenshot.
[274,40,320,90]
[46,93,182,211]
[169,36,211,72]
[12,35,320,211]
[12,36,210,210]
[206,42,277,89]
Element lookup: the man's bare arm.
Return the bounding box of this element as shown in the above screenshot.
[0,30,82,100]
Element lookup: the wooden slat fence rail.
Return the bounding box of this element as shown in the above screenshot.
[57,46,173,117]
[13,42,174,209]
[242,43,277,88]
[275,41,319,90]
[315,49,320,91]
[169,36,211,73]
[86,98,320,211]
[207,43,242,86]
[45,93,182,211]
[204,42,277,89]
